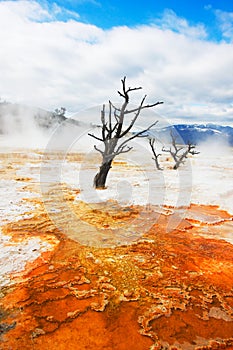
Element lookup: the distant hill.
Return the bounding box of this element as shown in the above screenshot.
[146,123,233,146]
[0,102,82,135]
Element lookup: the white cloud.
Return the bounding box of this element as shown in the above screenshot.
[215,9,233,41]
[0,0,233,126]
[0,0,52,21]
[152,9,207,39]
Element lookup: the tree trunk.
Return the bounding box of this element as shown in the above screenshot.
[94,160,112,189]
[173,159,183,169]
[154,156,163,171]
[173,150,188,169]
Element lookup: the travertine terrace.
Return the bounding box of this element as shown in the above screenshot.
[0,150,233,350]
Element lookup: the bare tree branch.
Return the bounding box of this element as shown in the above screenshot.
[163,131,200,169]
[120,95,147,138]
[108,101,112,134]
[117,76,142,102]
[88,133,103,142]
[110,101,121,113]
[124,101,164,115]
[114,145,133,156]
[187,142,200,155]
[117,121,159,151]
[162,146,171,153]
[94,145,104,155]
[100,104,107,141]
[149,138,163,170]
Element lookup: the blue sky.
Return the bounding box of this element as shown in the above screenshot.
[53,0,230,26]
[0,0,233,125]
[49,0,233,40]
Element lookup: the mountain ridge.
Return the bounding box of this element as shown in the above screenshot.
[164,123,233,146]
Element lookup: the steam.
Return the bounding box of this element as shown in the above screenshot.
[0,104,51,149]
[198,136,232,157]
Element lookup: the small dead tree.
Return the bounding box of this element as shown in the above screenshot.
[148,138,163,170]
[162,131,199,169]
[89,76,163,188]
[54,107,66,118]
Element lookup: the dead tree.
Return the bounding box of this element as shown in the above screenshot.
[54,107,66,118]
[162,131,199,169]
[88,76,163,188]
[148,138,163,170]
